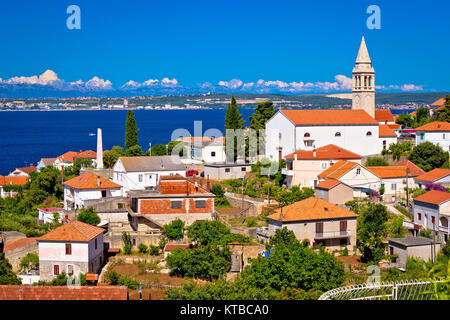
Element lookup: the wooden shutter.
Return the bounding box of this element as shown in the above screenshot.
[340,221,347,232]
[66,243,72,255]
[316,222,323,234]
[54,265,59,275]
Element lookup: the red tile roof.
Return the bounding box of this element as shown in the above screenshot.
[395,160,425,177]
[430,98,446,107]
[415,121,450,132]
[414,190,450,205]
[15,165,37,175]
[64,172,122,190]
[37,207,64,213]
[375,110,395,122]
[285,144,361,160]
[164,243,191,251]
[280,109,378,125]
[379,125,397,137]
[38,220,105,242]
[57,151,79,163]
[415,168,450,183]
[388,124,401,130]
[0,285,128,300]
[267,197,358,222]
[75,150,97,159]
[40,158,57,166]
[0,175,29,185]
[318,161,358,180]
[366,166,407,178]
[315,179,342,190]
[3,237,37,252]
[159,179,208,194]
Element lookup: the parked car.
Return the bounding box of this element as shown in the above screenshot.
[186,169,199,176]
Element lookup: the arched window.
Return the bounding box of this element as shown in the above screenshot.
[335,132,341,137]
[366,131,372,136]
[304,133,310,138]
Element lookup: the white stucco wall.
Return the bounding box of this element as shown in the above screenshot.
[416,132,450,152]
[265,112,296,161]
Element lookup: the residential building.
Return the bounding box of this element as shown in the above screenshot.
[63,172,123,210]
[74,150,98,167]
[128,174,215,226]
[37,158,57,172]
[163,243,191,258]
[54,151,79,170]
[203,163,251,180]
[283,144,362,188]
[266,197,359,252]
[37,220,105,281]
[37,207,66,224]
[8,164,37,177]
[378,125,398,152]
[366,166,417,202]
[388,237,441,269]
[112,156,186,192]
[413,190,450,243]
[0,175,29,198]
[0,286,128,300]
[414,168,450,189]
[2,237,38,272]
[415,121,450,152]
[179,136,226,163]
[314,180,354,205]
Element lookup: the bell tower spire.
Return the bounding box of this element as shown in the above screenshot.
[352,36,375,118]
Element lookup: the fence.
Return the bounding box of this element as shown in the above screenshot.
[318,279,443,300]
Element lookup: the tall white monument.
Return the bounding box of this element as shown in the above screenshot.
[96,128,103,169]
[352,36,375,118]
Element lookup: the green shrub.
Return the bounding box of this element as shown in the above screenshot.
[149,245,160,256]
[418,228,433,239]
[138,243,148,254]
[245,217,257,228]
[105,270,121,285]
[441,244,450,257]
[341,247,349,256]
[118,275,139,289]
[122,232,132,254]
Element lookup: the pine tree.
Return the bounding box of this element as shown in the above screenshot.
[125,110,139,152]
[224,96,245,161]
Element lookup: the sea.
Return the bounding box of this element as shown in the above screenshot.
[0,108,411,175]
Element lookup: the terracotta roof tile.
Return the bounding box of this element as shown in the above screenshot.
[415,168,450,183]
[388,124,401,130]
[64,172,122,190]
[285,144,361,160]
[318,161,358,180]
[415,121,450,132]
[315,179,342,190]
[3,237,37,252]
[375,110,395,122]
[379,125,397,137]
[75,150,97,159]
[267,197,358,222]
[15,165,37,175]
[395,160,425,177]
[430,98,446,107]
[414,190,450,205]
[57,151,79,163]
[164,243,191,251]
[118,156,185,172]
[366,166,407,178]
[40,158,57,166]
[0,285,128,300]
[0,175,29,185]
[38,220,105,242]
[280,109,378,125]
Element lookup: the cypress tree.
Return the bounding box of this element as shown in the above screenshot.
[125,110,139,152]
[224,96,245,161]
[249,101,276,155]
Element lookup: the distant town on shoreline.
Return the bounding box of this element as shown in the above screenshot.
[1,92,448,112]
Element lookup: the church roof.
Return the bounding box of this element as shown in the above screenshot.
[355,36,371,63]
[280,109,378,126]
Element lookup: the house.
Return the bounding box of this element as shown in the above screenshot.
[266,197,359,252]
[314,180,354,205]
[0,285,128,300]
[378,125,398,152]
[265,109,380,161]
[2,237,38,272]
[318,160,380,198]
[375,110,396,125]
[366,166,417,202]
[37,207,66,224]
[412,190,450,243]
[395,160,426,178]
[203,163,251,180]
[63,172,123,210]
[283,144,362,188]
[387,124,402,137]
[37,158,57,172]
[0,175,29,198]
[74,150,97,167]
[128,174,215,226]
[8,164,37,177]
[388,237,441,269]
[414,168,450,189]
[112,156,186,192]
[179,136,226,163]
[163,243,191,258]
[37,220,105,281]
[54,151,79,170]
[415,121,450,152]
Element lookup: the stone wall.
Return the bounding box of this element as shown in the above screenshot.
[39,261,89,282]
[5,241,38,272]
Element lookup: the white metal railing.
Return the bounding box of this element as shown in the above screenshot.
[314,230,350,239]
[439,225,449,234]
[319,279,443,300]
[281,168,293,176]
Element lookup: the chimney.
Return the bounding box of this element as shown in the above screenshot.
[313,149,316,157]
[96,128,104,169]
[206,175,210,192]
[97,176,101,187]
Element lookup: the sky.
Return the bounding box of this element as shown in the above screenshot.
[0,0,449,96]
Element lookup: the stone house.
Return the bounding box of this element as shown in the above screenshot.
[266,197,359,252]
[314,180,354,205]
[37,220,105,281]
[2,237,38,272]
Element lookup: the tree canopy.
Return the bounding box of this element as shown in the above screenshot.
[224,96,245,161]
[77,207,101,226]
[163,218,185,240]
[365,156,389,167]
[409,142,448,172]
[125,110,139,152]
[0,254,21,285]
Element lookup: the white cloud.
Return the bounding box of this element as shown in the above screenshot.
[218,79,243,89]
[161,77,178,86]
[84,76,113,90]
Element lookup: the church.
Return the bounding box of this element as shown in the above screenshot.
[265,36,397,161]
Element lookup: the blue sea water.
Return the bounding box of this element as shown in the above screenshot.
[0,109,254,175]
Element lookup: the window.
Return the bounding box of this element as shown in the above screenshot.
[340,239,347,247]
[211,152,216,157]
[421,133,424,140]
[67,265,74,276]
[321,162,328,169]
[195,200,206,208]
[279,132,282,140]
[241,167,246,172]
[366,131,372,136]
[304,133,311,138]
[418,213,422,221]
[54,265,60,275]
[225,168,231,173]
[171,201,182,209]
[340,221,347,232]
[132,239,136,246]
[389,247,394,255]
[95,238,98,250]
[391,183,397,191]
[316,222,323,234]
[335,132,341,137]
[65,243,72,255]
[431,216,435,224]
[138,174,143,182]
[101,190,107,198]
[356,168,361,175]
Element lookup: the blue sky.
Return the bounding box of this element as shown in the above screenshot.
[0,0,449,95]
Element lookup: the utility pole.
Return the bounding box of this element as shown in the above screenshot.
[405,165,410,208]
[241,177,244,210]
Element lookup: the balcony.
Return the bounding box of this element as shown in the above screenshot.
[315,230,351,240]
[282,168,293,176]
[439,226,449,234]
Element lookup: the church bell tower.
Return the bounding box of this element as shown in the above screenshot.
[352,36,375,118]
